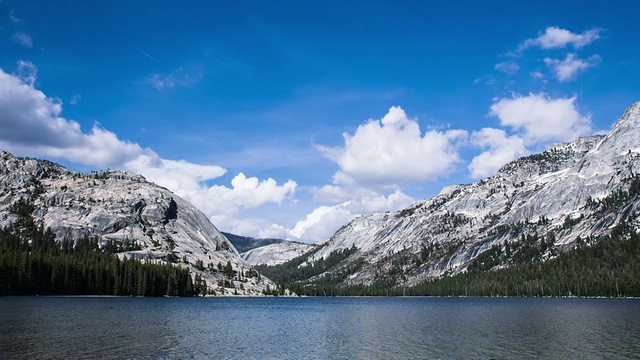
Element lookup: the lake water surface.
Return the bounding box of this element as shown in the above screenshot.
[1,297,639,359]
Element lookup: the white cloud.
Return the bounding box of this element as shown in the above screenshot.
[544,53,601,82]
[290,189,413,243]
[147,66,202,89]
[0,63,297,230]
[290,205,355,243]
[489,93,592,145]
[521,26,601,50]
[494,61,520,75]
[15,60,37,86]
[124,154,227,195]
[206,173,297,213]
[12,32,32,48]
[319,106,467,187]
[9,10,24,23]
[70,93,81,105]
[468,128,529,178]
[210,215,292,240]
[345,189,414,213]
[530,71,545,79]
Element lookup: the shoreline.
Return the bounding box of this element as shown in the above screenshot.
[2,294,639,300]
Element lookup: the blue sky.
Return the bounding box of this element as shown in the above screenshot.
[1,1,639,242]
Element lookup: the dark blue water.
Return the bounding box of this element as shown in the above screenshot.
[1,297,639,359]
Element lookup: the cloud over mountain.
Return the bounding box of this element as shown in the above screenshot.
[319,106,467,187]
[0,63,297,231]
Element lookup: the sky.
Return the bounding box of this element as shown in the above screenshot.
[1,1,639,243]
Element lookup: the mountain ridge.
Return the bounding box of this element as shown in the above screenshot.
[223,232,317,266]
[275,101,640,288]
[0,152,274,296]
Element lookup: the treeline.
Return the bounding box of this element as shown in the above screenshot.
[0,198,205,296]
[400,222,640,298]
[268,220,640,297]
[256,246,359,284]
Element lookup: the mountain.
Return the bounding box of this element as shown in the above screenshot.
[274,101,640,289]
[242,241,317,266]
[0,152,274,296]
[223,232,316,266]
[222,232,288,253]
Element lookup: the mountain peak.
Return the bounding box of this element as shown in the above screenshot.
[292,101,640,287]
[587,100,640,159]
[0,153,276,295]
[610,100,640,137]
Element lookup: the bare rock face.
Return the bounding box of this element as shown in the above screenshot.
[301,101,640,287]
[0,152,274,296]
[242,241,317,266]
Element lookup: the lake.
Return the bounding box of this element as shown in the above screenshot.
[1,297,639,359]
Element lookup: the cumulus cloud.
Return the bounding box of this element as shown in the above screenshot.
[468,128,529,179]
[520,26,601,50]
[206,173,297,213]
[318,106,467,187]
[290,189,413,242]
[12,32,32,48]
[544,53,601,82]
[489,93,592,145]
[124,154,227,194]
[290,205,355,242]
[0,63,296,228]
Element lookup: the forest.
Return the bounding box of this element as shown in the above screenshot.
[259,221,640,297]
[0,198,206,297]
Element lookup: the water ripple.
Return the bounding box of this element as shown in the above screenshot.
[1,297,639,359]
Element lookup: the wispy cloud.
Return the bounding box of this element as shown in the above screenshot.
[15,60,37,86]
[544,53,601,82]
[142,52,158,61]
[494,61,520,75]
[11,32,32,48]
[520,26,601,51]
[9,9,24,23]
[69,93,81,105]
[491,26,602,85]
[147,66,202,89]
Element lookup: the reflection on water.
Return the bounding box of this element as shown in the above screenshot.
[1,297,639,359]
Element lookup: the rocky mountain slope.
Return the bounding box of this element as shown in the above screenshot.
[293,101,640,287]
[0,152,274,295]
[223,232,288,253]
[242,241,317,266]
[223,232,316,266]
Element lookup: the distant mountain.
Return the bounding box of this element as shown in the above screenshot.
[266,101,640,291]
[0,152,274,296]
[242,241,317,266]
[223,232,316,266]
[222,232,288,253]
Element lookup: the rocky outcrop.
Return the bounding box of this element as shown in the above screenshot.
[299,101,640,287]
[242,241,317,266]
[0,152,274,295]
